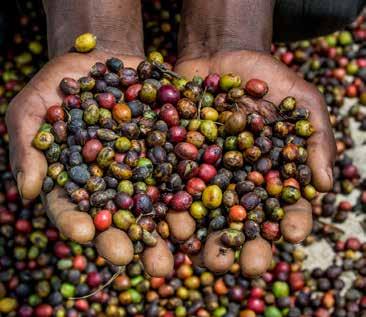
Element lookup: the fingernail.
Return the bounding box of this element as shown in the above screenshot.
[16,172,24,199]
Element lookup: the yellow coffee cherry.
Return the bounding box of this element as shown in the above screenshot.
[75,33,97,53]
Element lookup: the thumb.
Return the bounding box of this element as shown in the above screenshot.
[6,99,48,200]
[302,94,336,193]
[13,149,47,200]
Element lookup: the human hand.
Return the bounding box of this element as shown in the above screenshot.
[7,0,177,277]
[6,52,174,276]
[174,50,336,276]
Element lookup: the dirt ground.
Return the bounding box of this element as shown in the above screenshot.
[298,98,366,292]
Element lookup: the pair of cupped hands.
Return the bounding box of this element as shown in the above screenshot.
[6,48,336,277]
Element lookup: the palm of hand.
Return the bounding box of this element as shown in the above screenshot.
[175,50,336,191]
[7,54,93,199]
[174,51,336,276]
[7,52,142,199]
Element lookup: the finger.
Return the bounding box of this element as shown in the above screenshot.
[141,233,174,277]
[306,130,335,192]
[281,198,313,244]
[300,90,336,192]
[166,210,196,242]
[6,94,49,200]
[95,227,134,266]
[240,236,272,278]
[202,231,235,274]
[44,187,95,243]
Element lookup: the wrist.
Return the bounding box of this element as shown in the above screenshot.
[44,0,144,59]
[178,0,275,62]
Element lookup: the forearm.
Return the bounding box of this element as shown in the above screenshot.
[43,0,144,58]
[178,0,275,61]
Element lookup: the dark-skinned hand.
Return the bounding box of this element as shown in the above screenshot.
[6,52,175,277]
[174,50,336,277]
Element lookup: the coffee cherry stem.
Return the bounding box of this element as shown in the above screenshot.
[69,265,125,300]
[196,86,207,120]
[234,103,240,112]
[317,220,345,235]
[152,61,182,79]
[64,108,72,123]
[136,212,155,223]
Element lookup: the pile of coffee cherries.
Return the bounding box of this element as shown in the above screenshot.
[32,52,316,266]
[0,1,365,316]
